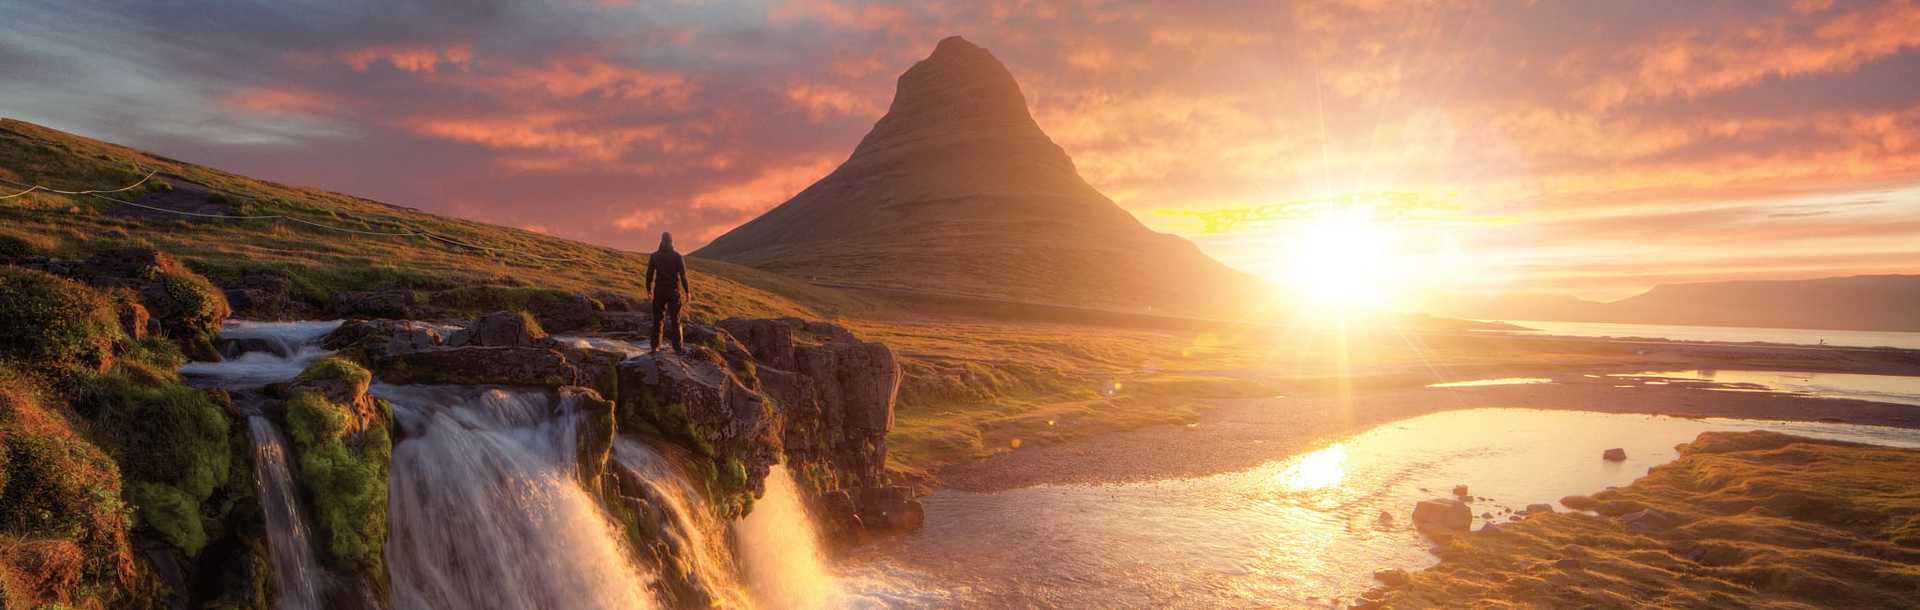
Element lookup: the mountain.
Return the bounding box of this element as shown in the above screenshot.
[1426,275,1920,332]
[696,36,1259,318]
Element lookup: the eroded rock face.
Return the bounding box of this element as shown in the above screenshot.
[717,318,796,370]
[615,350,779,517]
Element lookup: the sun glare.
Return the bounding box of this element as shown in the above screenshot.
[1285,209,1404,311]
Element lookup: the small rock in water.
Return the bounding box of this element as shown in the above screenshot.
[1413,498,1472,532]
[1525,503,1554,514]
[1376,510,1393,525]
[1452,484,1469,496]
[1603,448,1627,461]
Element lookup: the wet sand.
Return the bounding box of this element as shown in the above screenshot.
[938,374,1920,492]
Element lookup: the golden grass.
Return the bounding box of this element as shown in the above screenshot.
[1366,431,1920,609]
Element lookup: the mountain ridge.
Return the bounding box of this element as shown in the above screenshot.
[1427,274,1920,332]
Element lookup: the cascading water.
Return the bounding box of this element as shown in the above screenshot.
[247,416,325,610]
[179,320,344,609]
[377,384,658,610]
[735,465,846,610]
[610,438,754,607]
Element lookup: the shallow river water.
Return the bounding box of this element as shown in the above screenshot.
[847,408,1920,608]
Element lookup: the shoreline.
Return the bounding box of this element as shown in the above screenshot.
[935,373,1920,492]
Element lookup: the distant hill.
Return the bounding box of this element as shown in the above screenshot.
[1427,275,1920,332]
[696,36,1262,318]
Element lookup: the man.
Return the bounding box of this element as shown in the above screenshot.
[643,232,691,354]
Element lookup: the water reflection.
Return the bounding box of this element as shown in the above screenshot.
[852,408,1920,608]
[1611,369,1920,406]
[1424,377,1552,388]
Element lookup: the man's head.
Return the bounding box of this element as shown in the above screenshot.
[659,232,674,250]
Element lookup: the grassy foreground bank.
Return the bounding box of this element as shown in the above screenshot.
[1364,431,1920,609]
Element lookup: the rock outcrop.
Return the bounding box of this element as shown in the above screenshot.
[11,247,232,360]
[1413,498,1472,532]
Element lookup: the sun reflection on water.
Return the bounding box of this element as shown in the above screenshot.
[1273,443,1347,491]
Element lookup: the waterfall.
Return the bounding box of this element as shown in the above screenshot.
[248,416,325,610]
[735,465,846,610]
[379,385,657,610]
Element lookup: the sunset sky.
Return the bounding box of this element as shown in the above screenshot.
[3,0,1918,301]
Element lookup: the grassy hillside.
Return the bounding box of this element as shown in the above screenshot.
[0,118,822,322]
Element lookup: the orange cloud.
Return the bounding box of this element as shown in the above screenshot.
[222,87,339,116]
[1571,0,1920,109]
[688,155,839,212]
[771,0,912,34]
[410,113,697,164]
[785,82,884,122]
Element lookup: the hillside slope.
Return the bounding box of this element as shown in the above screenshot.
[697,37,1262,318]
[1428,275,1920,332]
[0,118,827,322]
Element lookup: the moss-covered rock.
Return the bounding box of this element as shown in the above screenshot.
[614,349,778,519]
[282,385,391,576]
[70,368,233,556]
[0,266,124,377]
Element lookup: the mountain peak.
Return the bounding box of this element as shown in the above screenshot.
[853,36,1041,159]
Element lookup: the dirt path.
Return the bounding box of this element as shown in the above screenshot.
[936,377,1920,492]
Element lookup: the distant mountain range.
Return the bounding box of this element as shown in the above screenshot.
[696,37,1260,318]
[1426,275,1920,332]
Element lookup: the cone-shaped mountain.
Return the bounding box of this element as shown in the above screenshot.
[697,36,1256,316]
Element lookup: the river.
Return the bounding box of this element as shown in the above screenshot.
[1483,319,1920,350]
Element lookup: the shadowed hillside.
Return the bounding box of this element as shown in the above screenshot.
[697,36,1263,318]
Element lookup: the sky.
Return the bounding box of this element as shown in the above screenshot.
[3,0,1918,301]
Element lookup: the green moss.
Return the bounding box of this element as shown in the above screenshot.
[295,356,371,394]
[69,368,232,555]
[284,391,389,574]
[0,267,123,376]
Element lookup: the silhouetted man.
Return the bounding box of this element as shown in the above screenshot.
[644,232,690,354]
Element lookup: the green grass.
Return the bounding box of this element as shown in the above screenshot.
[0,267,122,378]
[1366,431,1920,609]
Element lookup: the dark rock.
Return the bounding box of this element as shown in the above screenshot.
[795,339,901,435]
[474,310,548,347]
[716,318,796,370]
[615,351,778,517]
[565,386,616,489]
[1525,503,1554,514]
[856,486,925,533]
[322,319,446,360]
[1412,498,1472,532]
[528,294,604,333]
[815,489,865,539]
[1603,448,1627,461]
[376,346,581,387]
[1620,508,1673,532]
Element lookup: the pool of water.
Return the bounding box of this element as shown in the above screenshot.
[1611,370,1920,407]
[852,408,1920,608]
[1485,320,1920,350]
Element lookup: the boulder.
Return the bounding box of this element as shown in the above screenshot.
[528,294,604,333]
[1372,568,1411,587]
[1619,508,1673,532]
[1525,503,1555,514]
[1452,484,1469,497]
[615,351,779,517]
[376,346,582,387]
[856,486,925,533]
[474,310,548,347]
[1603,448,1627,461]
[323,319,446,360]
[795,339,901,435]
[1412,498,1472,532]
[716,318,796,370]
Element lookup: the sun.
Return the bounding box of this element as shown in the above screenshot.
[1285,209,1404,311]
